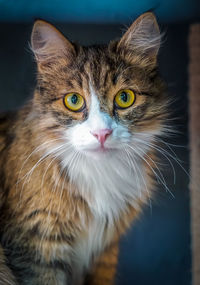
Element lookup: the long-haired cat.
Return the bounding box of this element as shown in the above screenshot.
[0,12,167,285]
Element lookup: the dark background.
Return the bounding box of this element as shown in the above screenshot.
[0,1,198,284]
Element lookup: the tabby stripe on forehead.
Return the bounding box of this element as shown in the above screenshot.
[74,72,83,88]
[112,71,121,85]
[65,79,75,89]
[83,69,90,83]
[102,70,110,87]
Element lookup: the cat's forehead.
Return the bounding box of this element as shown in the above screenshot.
[73,45,119,91]
[61,45,145,99]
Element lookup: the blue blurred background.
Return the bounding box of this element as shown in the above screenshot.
[0,0,199,284]
[0,0,199,23]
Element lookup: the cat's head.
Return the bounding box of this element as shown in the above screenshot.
[31,13,167,162]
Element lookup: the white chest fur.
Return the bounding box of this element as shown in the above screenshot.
[72,216,114,281]
[66,153,148,285]
[67,151,147,221]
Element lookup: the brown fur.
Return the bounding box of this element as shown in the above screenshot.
[0,13,167,285]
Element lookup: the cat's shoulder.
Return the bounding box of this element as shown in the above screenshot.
[0,111,15,128]
[0,112,17,152]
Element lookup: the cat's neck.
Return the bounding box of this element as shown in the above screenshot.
[63,149,149,222]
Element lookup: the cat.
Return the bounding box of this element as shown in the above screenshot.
[0,12,167,285]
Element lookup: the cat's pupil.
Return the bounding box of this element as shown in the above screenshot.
[71,94,78,104]
[121,92,128,102]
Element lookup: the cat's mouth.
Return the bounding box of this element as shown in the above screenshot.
[90,146,113,153]
[80,145,117,155]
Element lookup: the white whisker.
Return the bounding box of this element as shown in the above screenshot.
[123,145,152,212]
[126,142,175,198]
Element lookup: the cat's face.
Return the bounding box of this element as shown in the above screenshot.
[31,13,166,161]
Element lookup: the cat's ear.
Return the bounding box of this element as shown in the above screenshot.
[117,12,161,61]
[31,20,75,65]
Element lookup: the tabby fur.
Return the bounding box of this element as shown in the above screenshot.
[0,13,167,285]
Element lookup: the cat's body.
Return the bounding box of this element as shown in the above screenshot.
[0,13,167,285]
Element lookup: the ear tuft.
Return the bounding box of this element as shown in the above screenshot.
[31,20,74,63]
[118,12,161,60]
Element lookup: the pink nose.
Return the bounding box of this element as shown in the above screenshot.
[91,128,113,146]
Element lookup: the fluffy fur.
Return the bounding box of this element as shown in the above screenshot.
[0,12,167,285]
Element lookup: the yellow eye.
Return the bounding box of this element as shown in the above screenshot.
[63,93,85,112]
[115,89,136,109]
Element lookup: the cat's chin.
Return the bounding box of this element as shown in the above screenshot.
[80,146,118,159]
